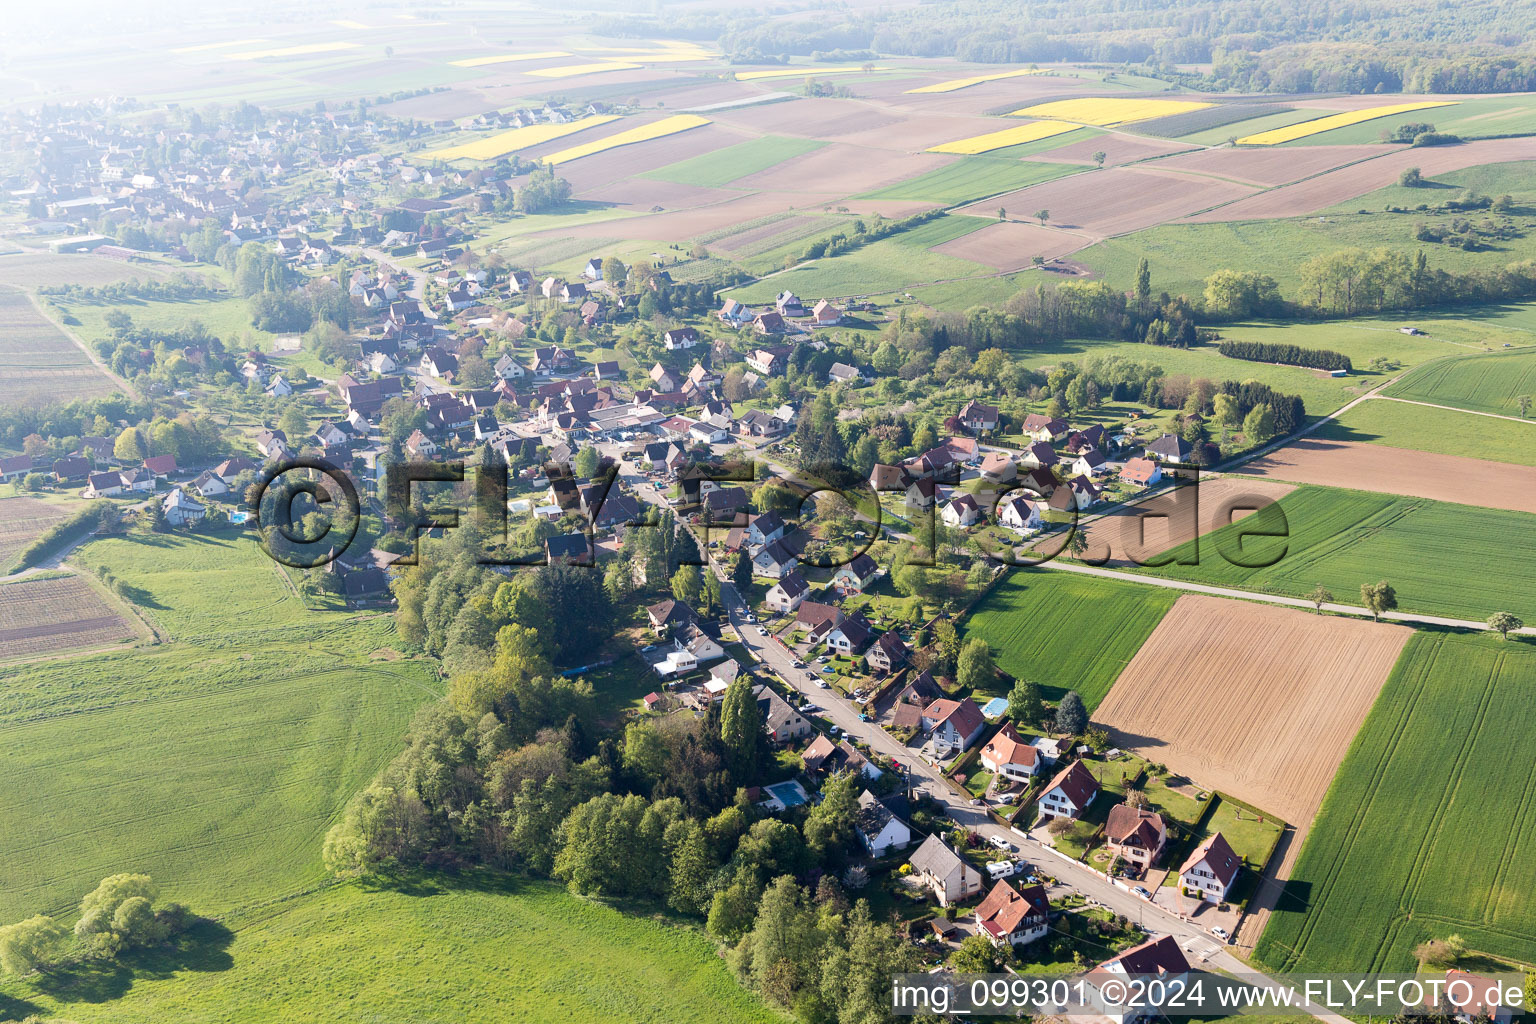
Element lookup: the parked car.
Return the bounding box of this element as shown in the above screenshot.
[1132,887,1153,901]
[792,659,805,668]
[987,836,1011,851]
[817,680,829,688]
[757,627,767,635]
[829,726,841,736]
[1210,927,1230,943]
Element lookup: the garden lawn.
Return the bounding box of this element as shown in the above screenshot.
[1315,397,1536,467]
[1255,631,1536,972]
[962,570,1178,708]
[859,159,1084,206]
[640,135,824,187]
[0,877,780,1024]
[1134,484,1536,625]
[1383,347,1536,417]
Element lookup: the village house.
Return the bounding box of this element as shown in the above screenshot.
[802,735,881,780]
[718,299,753,326]
[192,470,230,497]
[1019,441,1059,469]
[1178,832,1241,903]
[1085,935,1192,1024]
[1039,760,1101,820]
[812,299,842,326]
[866,630,909,673]
[1073,448,1110,478]
[1430,972,1517,1024]
[1021,414,1070,443]
[941,493,983,528]
[1104,804,1168,871]
[908,834,983,907]
[1120,457,1162,490]
[978,451,1016,484]
[747,510,787,548]
[868,463,910,492]
[920,697,987,753]
[753,683,812,746]
[980,723,1042,782]
[752,537,800,578]
[162,487,206,527]
[854,790,911,858]
[1145,433,1194,463]
[255,429,289,459]
[998,495,1043,535]
[745,346,789,376]
[765,570,810,614]
[831,552,878,595]
[663,327,699,350]
[646,598,696,636]
[85,471,125,498]
[753,311,786,336]
[959,398,1000,434]
[975,880,1051,947]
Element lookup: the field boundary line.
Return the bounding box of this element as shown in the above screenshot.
[1370,393,1536,425]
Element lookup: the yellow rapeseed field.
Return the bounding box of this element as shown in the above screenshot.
[525,62,644,79]
[331,19,370,30]
[226,42,360,60]
[449,51,571,68]
[418,115,620,162]
[541,115,711,165]
[1235,101,1459,145]
[735,66,884,81]
[906,68,1046,94]
[1008,97,1213,126]
[927,120,1081,154]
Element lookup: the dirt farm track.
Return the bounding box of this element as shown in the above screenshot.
[1092,594,1411,826]
[1234,437,1536,515]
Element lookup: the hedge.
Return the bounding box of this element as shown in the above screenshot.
[9,505,108,573]
[1217,339,1352,372]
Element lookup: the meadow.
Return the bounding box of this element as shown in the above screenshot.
[640,135,824,187]
[859,158,1084,205]
[1383,347,1536,416]
[0,878,778,1024]
[1255,630,1536,972]
[0,532,437,923]
[1135,485,1536,623]
[1320,159,1536,215]
[726,215,992,302]
[962,568,1178,708]
[1077,210,1536,302]
[1314,396,1536,467]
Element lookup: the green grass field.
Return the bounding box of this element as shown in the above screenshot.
[727,214,993,302]
[963,569,1178,708]
[1255,630,1536,971]
[1136,485,1536,623]
[1314,396,1536,466]
[0,533,437,923]
[1322,160,1536,216]
[1078,209,1536,300]
[0,877,777,1024]
[640,135,825,188]
[1384,347,1536,416]
[56,292,273,354]
[858,158,1085,205]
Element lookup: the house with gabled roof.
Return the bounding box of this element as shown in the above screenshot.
[752,537,799,578]
[908,834,983,906]
[980,722,1042,782]
[1178,832,1241,903]
[854,790,911,858]
[1104,805,1167,870]
[1020,441,1058,469]
[1085,935,1191,1024]
[1022,413,1070,442]
[921,697,987,752]
[1039,760,1100,821]
[646,598,697,636]
[1073,448,1110,478]
[831,552,878,595]
[999,495,1043,535]
[959,398,1000,433]
[663,326,699,350]
[866,630,909,673]
[941,492,983,528]
[975,880,1050,947]
[824,611,874,655]
[753,683,812,746]
[812,299,842,326]
[766,570,810,613]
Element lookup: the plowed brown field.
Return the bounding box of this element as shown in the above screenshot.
[1093,594,1411,825]
[1184,136,1536,221]
[958,166,1258,237]
[1234,435,1536,514]
[0,574,138,662]
[931,219,1093,269]
[1154,144,1388,187]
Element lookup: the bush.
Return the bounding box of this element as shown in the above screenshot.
[10,504,112,573]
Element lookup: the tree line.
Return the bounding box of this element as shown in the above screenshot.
[1217,339,1352,372]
